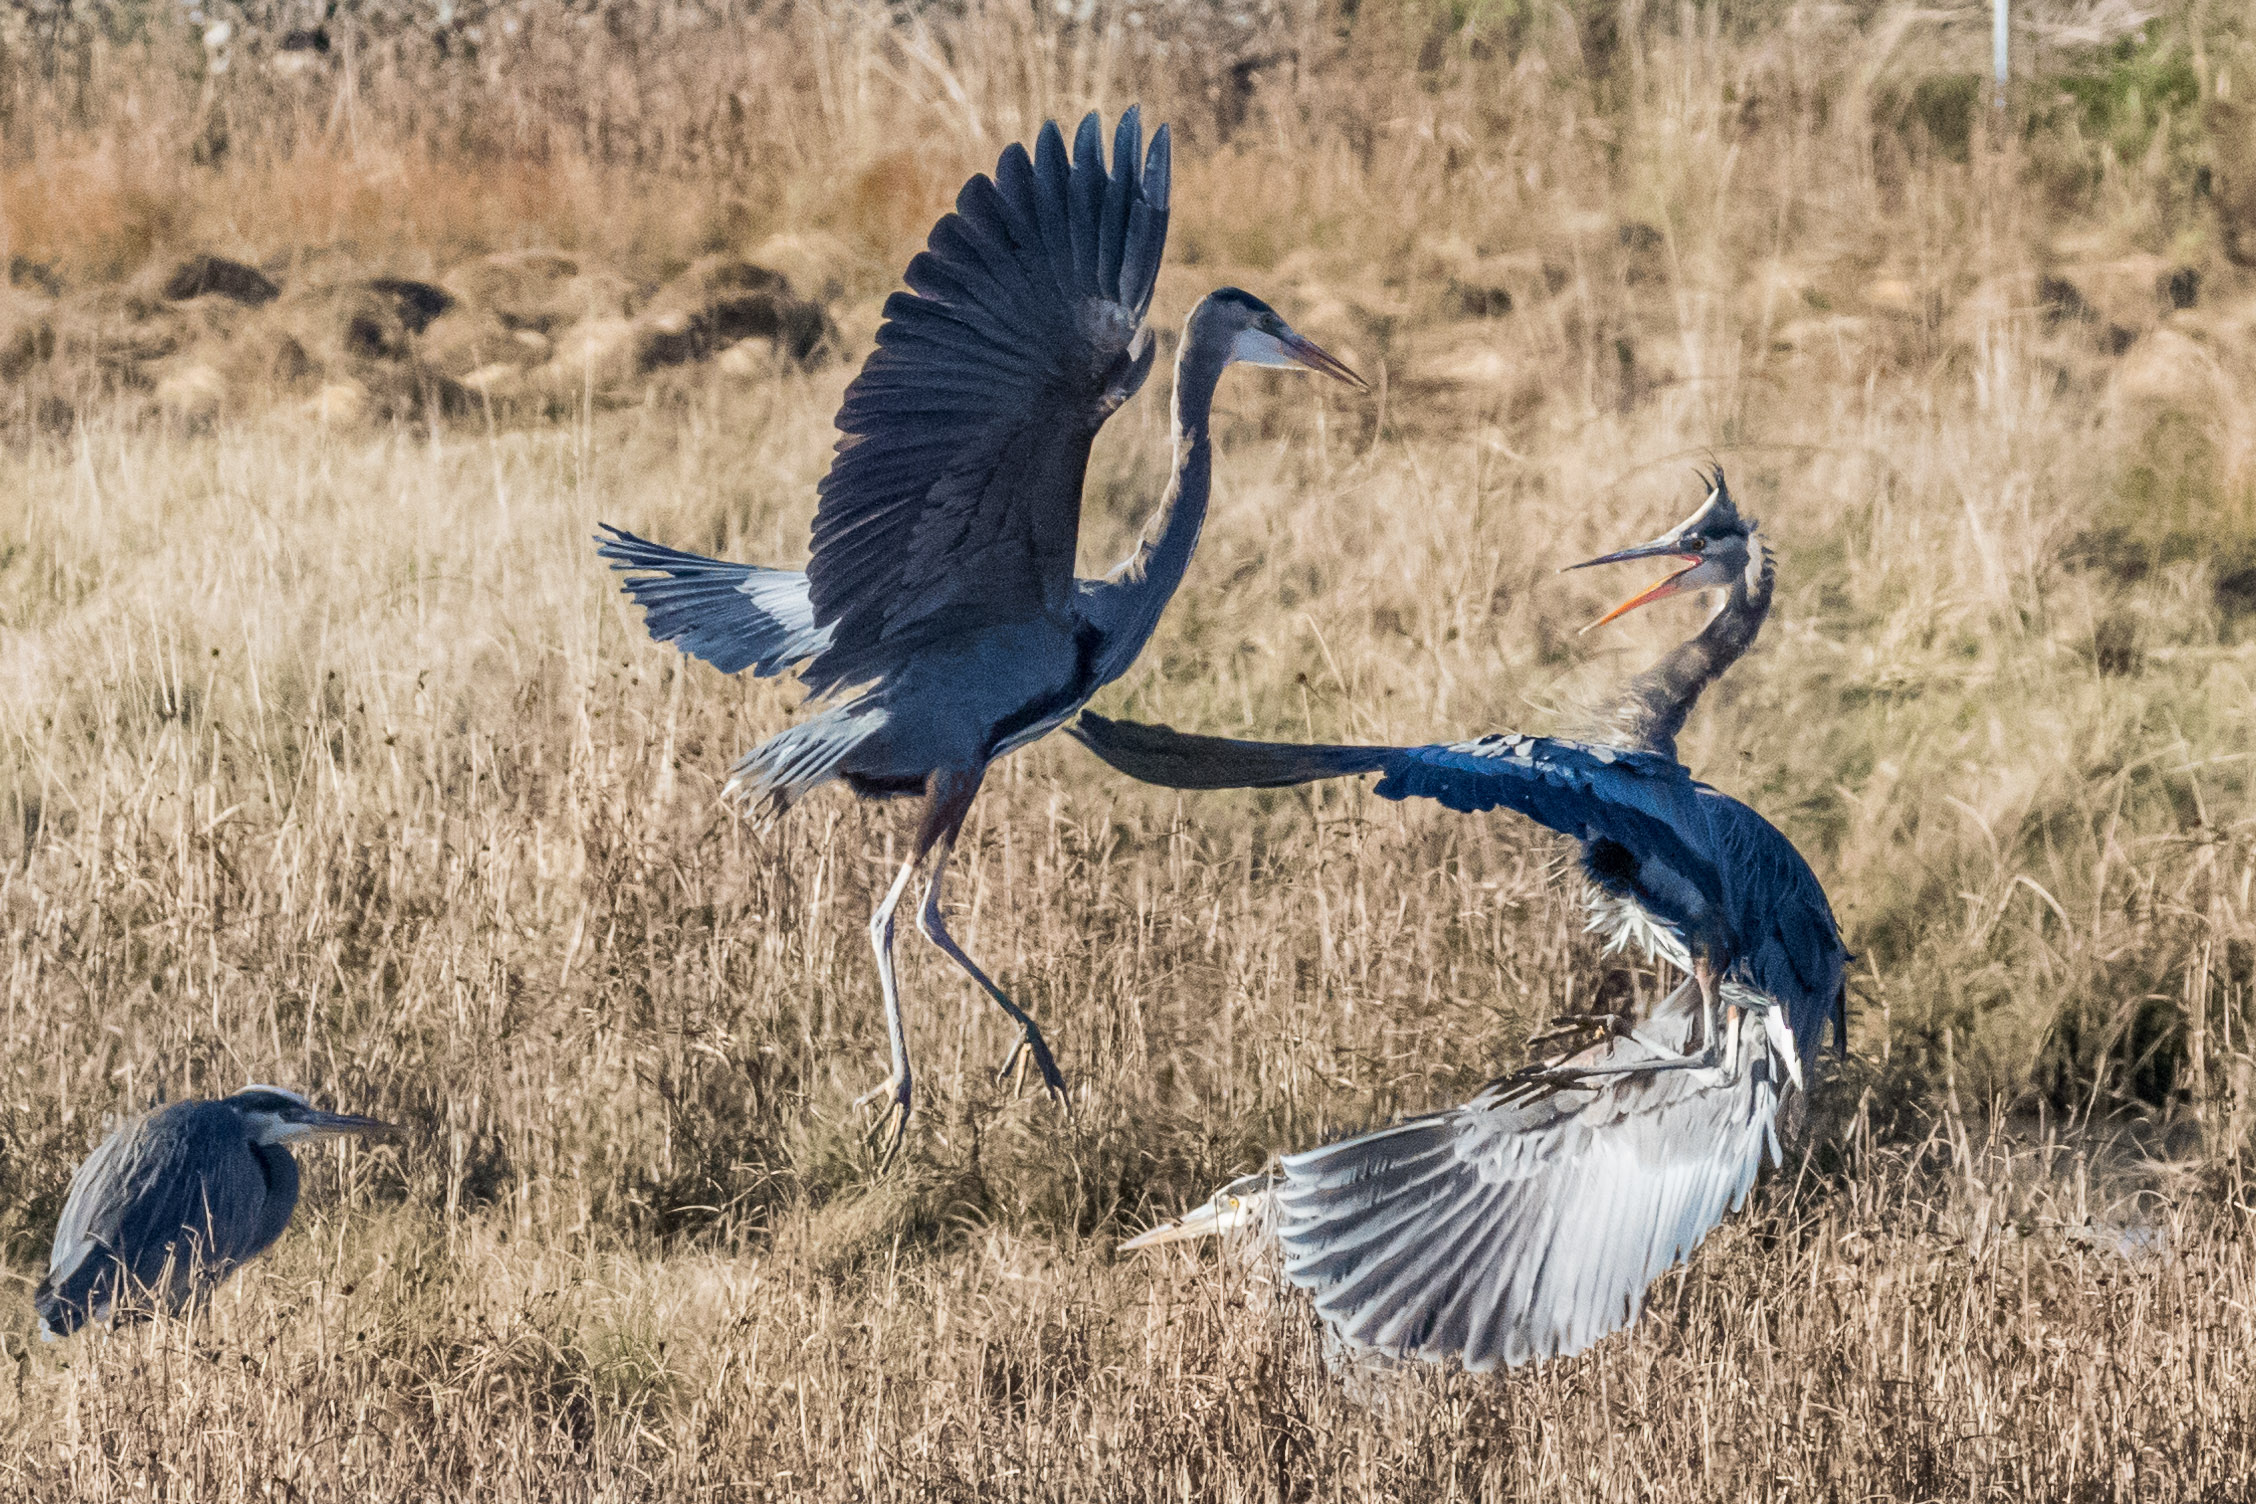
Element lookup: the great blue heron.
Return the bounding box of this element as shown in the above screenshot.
[598,109,1365,1155]
[36,1087,394,1339]
[1080,470,1850,1371]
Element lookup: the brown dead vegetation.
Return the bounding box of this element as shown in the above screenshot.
[4,0,2256,1498]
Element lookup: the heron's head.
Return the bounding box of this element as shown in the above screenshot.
[1565,466,1756,630]
[1118,1173,1278,1251]
[225,1086,396,1146]
[1194,288,1367,389]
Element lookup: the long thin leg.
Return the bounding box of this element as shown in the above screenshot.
[915,767,1071,1109]
[854,855,922,1164]
[920,836,1071,1107]
[1528,992,1696,1063]
[1536,959,1729,1087]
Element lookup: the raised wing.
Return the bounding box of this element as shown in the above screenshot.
[595,526,831,678]
[802,110,1171,693]
[1276,985,1786,1370]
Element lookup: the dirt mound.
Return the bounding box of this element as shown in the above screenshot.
[636,256,836,369]
[7,247,837,429]
[160,254,281,306]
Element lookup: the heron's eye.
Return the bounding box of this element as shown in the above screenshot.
[1684,536,1707,552]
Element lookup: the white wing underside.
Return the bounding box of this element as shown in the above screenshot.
[1133,883,1800,1374]
[1272,981,1789,1370]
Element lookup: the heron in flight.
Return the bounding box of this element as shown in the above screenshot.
[1080,471,1849,1370]
[598,109,1365,1155]
[36,1086,394,1338]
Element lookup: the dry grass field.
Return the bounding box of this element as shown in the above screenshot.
[5,0,2256,1496]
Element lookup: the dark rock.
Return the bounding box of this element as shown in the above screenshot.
[637,259,834,371]
[1457,285,1512,318]
[163,255,280,306]
[0,305,54,381]
[2038,275,2090,327]
[2089,613,2143,677]
[2218,567,2256,619]
[8,257,61,296]
[367,278,454,334]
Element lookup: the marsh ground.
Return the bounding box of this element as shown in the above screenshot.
[3,0,2256,1496]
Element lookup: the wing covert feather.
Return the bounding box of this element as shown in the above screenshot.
[804,111,1169,691]
[1277,1049,1783,1371]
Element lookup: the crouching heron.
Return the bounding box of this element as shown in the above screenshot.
[598,108,1365,1158]
[1086,471,1849,1371]
[36,1086,394,1339]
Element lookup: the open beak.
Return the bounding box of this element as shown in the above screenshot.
[1118,1175,1278,1252]
[1563,537,1701,632]
[1280,331,1369,391]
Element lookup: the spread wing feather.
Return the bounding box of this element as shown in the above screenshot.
[1068,714,1387,788]
[1275,988,1786,1370]
[803,111,1169,692]
[1073,714,1845,1068]
[1071,716,1700,859]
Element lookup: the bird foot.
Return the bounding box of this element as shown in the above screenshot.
[996,1026,1072,1114]
[1530,1040,1727,1090]
[854,1072,913,1168]
[1526,1012,1633,1055]
[1549,1011,1633,1031]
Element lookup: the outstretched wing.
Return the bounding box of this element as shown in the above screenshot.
[1068,713,1387,787]
[1076,714,1816,1009]
[595,526,831,678]
[1075,715,1847,1058]
[1276,986,1786,1371]
[804,111,1171,693]
[1072,716,1702,862]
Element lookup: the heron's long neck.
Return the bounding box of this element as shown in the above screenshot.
[1089,326,1224,677]
[1591,535,1775,760]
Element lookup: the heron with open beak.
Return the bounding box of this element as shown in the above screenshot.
[1082,469,1848,1372]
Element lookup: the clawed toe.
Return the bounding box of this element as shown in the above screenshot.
[995,1029,1072,1113]
[855,1074,913,1168]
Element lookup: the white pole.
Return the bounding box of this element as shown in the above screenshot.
[1993,0,2009,109]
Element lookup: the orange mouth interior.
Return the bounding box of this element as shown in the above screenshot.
[1587,557,1699,630]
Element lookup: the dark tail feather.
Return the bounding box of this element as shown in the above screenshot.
[1068,713,1391,791]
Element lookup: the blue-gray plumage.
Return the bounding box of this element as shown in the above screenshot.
[598,109,1366,1157]
[1091,471,1850,1371]
[36,1086,393,1339]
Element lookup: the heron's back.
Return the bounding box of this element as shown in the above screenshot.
[37,1102,294,1337]
[729,611,1096,809]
